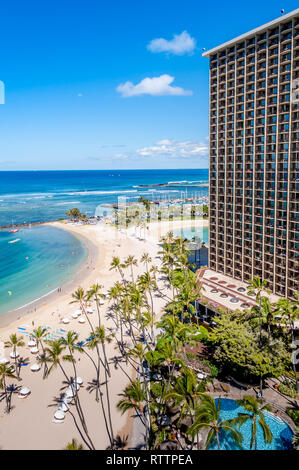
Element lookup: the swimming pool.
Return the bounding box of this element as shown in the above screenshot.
[173,226,209,244]
[209,399,293,450]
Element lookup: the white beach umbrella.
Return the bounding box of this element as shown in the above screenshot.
[30,347,39,354]
[197,373,205,380]
[99,299,104,305]
[20,386,31,396]
[30,363,41,372]
[0,357,10,365]
[74,377,83,385]
[74,309,81,315]
[62,317,70,324]
[86,307,93,313]
[71,382,80,391]
[10,351,19,359]
[71,312,79,319]
[27,340,37,347]
[78,317,86,324]
[102,291,108,296]
[54,410,65,421]
[65,387,75,398]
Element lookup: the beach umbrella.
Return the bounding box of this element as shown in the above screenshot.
[102,291,108,296]
[58,402,69,412]
[20,386,31,396]
[54,410,65,421]
[65,387,75,398]
[78,317,86,324]
[71,312,79,319]
[71,382,80,391]
[10,351,19,359]
[62,318,70,324]
[99,299,104,305]
[0,357,9,365]
[30,347,39,354]
[30,363,41,372]
[74,377,83,385]
[86,307,93,313]
[74,309,81,315]
[27,340,37,347]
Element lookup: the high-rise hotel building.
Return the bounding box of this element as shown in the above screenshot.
[203,9,299,299]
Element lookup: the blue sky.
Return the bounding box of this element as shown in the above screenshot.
[0,1,298,170]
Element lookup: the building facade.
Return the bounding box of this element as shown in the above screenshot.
[203,10,299,298]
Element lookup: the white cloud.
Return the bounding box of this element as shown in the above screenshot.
[147,31,196,55]
[116,74,192,98]
[136,139,208,159]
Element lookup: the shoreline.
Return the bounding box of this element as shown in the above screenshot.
[0,222,98,330]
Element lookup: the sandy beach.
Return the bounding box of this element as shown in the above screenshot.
[0,217,208,450]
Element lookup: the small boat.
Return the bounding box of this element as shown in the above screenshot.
[8,238,21,244]
[9,229,19,233]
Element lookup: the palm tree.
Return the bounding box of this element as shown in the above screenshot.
[235,395,273,450]
[124,255,138,282]
[110,256,125,281]
[165,369,202,424]
[250,297,275,339]
[248,277,270,347]
[187,394,243,450]
[141,252,152,273]
[0,364,17,412]
[86,283,104,328]
[63,438,84,450]
[5,333,25,380]
[117,379,150,446]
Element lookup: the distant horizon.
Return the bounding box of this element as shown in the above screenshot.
[0,167,209,172]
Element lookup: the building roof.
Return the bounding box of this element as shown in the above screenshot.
[202,8,299,58]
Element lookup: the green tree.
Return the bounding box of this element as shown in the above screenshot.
[247,277,270,347]
[63,438,84,450]
[235,395,272,449]
[274,296,299,392]
[187,394,243,450]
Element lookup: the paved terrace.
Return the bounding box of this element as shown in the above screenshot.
[196,268,282,312]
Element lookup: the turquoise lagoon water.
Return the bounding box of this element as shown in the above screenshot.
[0,225,87,315]
[173,226,209,244]
[210,399,293,450]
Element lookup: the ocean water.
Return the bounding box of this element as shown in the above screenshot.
[0,225,87,315]
[0,169,209,226]
[0,169,208,316]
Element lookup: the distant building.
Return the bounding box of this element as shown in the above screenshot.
[203,9,299,298]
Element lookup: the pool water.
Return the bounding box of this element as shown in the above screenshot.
[0,225,87,315]
[209,399,293,450]
[173,226,209,244]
